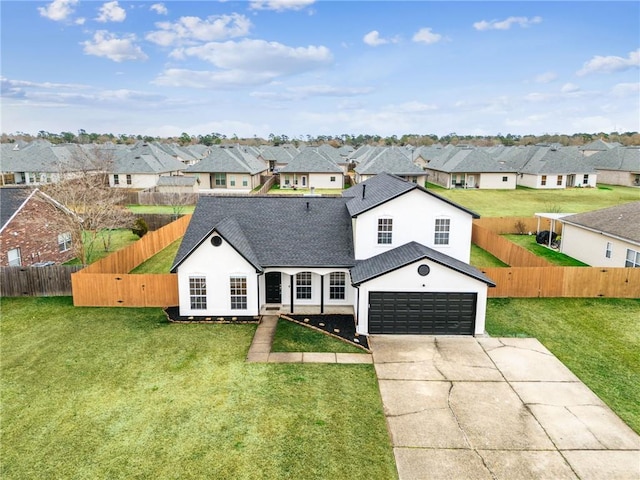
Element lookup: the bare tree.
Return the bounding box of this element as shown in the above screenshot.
[40,146,134,265]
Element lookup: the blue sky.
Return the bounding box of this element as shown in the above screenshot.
[1,1,639,138]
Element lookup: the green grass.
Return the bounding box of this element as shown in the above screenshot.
[503,234,589,266]
[470,244,509,267]
[0,297,396,480]
[486,298,640,434]
[127,205,195,214]
[64,229,139,265]
[130,238,182,273]
[431,184,639,217]
[271,319,365,353]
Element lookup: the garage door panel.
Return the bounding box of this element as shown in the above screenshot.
[368,291,476,335]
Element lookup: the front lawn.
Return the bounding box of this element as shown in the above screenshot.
[271,319,365,353]
[430,184,639,217]
[0,297,397,480]
[503,234,588,266]
[486,298,640,434]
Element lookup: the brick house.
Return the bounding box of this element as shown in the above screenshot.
[0,187,75,266]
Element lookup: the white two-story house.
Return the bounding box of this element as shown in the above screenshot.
[171,173,494,336]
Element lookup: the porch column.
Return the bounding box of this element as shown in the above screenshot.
[290,274,294,313]
[320,275,324,314]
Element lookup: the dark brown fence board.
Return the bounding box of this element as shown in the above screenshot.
[1,265,83,297]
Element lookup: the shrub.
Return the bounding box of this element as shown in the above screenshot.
[132,217,148,238]
[514,220,527,235]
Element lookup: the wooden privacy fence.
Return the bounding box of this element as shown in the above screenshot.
[72,215,191,307]
[1,265,83,297]
[473,217,562,235]
[472,224,550,267]
[482,266,640,298]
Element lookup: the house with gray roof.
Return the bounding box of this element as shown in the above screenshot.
[0,141,94,186]
[584,146,640,187]
[559,201,640,267]
[425,147,517,189]
[184,145,268,193]
[279,148,344,189]
[108,142,186,189]
[354,147,427,184]
[579,139,621,157]
[258,145,299,172]
[502,145,597,189]
[171,173,493,336]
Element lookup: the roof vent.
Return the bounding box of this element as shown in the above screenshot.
[306,201,310,211]
[362,184,366,200]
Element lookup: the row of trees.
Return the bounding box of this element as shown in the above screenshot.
[3,130,640,148]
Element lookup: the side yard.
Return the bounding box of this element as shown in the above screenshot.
[486,297,640,434]
[0,297,397,480]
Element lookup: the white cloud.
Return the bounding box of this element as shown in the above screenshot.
[146,14,252,47]
[249,0,315,11]
[561,83,580,93]
[38,0,78,22]
[473,16,542,31]
[150,3,168,15]
[534,71,557,83]
[96,1,126,23]
[153,68,274,88]
[611,82,640,97]
[170,39,332,76]
[577,49,640,76]
[396,101,438,113]
[82,31,148,62]
[363,31,386,47]
[412,28,443,45]
[251,84,373,101]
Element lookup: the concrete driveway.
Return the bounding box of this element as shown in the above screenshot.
[371,336,640,480]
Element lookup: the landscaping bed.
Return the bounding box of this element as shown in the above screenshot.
[282,314,370,350]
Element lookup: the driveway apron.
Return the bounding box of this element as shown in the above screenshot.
[371,335,640,480]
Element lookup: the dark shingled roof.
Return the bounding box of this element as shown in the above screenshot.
[350,241,495,286]
[561,201,640,244]
[171,196,355,272]
[0,187,33,230]
[344,173,480,219]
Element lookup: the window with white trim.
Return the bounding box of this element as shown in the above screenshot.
[329,272,345,300]
[230,276,247,309]
[556,175,563,186]
[502,176,508,182]
[8,248,21,267]
[296,272,312,299]
[434,218,451,245]
[583,174,589,185]
[215,173,226,186]
[113,174,119,185]
[541,175,547,186]
[377,218,393,245]
[58,232,72,252]
[242,176,248,187]
[605,242,612,259]
[229,175,236,187]
[625,249,640,268]
[126,174,132,185]
[189,277,207,310]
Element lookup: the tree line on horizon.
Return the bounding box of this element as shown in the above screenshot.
[2,129,639,148]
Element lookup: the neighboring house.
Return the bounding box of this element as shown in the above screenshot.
[185,145,268,192]
[109,142,186,189]
[354,147,427,184]
[584,146,640,187]
[559,201,640,267]
[579,139,620,157]
[171,173,494,336]
[154,142,200,166]
[425,147,517,189]
[278,148,344,189]
[258,145,299,172]
[503,145,597,189]
[0,141,92,186]
[0,187,75,266]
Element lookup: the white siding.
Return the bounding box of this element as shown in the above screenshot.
[110,173,159,189]
[177,233,259,316]
[352,189,473,263]
[309,172,343,189]
[354,258,488,335]
[560,224,640,267]
[478,173,517,189]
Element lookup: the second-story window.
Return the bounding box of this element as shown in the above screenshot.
[377,218,393,245]
[434,218,451,245]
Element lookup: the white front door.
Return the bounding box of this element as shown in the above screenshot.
[467,175,475,188]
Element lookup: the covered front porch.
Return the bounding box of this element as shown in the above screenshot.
[259,267,355,316]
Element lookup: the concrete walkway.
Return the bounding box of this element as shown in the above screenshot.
[246,315,372,364]
[371,335,640,480]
